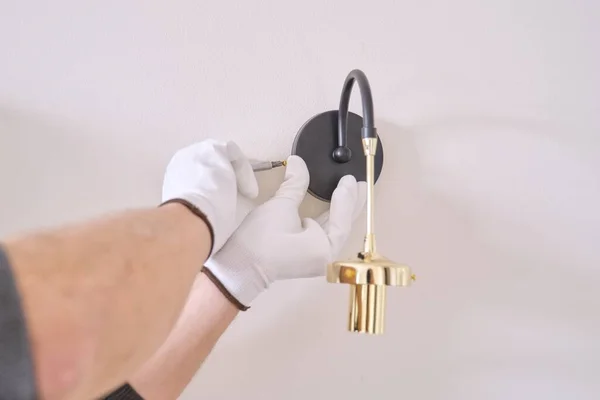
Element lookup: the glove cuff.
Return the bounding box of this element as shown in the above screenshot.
[202,267,250,311]
[204,244,269,309]
[160,197,215,257]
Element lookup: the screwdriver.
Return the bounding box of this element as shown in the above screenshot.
[250,160,287,172]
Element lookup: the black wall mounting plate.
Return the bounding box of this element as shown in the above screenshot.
[291,110,384,202]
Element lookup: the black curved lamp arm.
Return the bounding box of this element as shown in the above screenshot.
[333,69,377,163]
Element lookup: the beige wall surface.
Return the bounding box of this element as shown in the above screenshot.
[1,1,599,399]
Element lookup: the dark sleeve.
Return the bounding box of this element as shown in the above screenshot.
[101,383,144,400]
[1,246,144,400]
[0,246,38,400]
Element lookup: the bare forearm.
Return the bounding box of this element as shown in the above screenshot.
[4,203,211,400]
[128,272,238,400]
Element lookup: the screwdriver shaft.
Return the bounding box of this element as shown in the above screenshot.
[251,160,286,172]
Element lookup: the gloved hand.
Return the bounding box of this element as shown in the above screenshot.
[204,155,366,308]
[162,139,259,255]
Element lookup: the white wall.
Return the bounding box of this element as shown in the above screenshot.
[1,1,599,399]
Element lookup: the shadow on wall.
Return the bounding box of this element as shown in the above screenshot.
[183,120,488,400]
[183,116,600,400]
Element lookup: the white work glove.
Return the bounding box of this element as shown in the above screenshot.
[162,139,259,255]
[204,155,367,308]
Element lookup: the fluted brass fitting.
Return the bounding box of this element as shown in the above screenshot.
[328,253,413,334]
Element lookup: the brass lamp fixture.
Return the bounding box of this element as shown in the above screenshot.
[292,69,415,334]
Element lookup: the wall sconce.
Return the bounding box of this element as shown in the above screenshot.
[292,69,415,334]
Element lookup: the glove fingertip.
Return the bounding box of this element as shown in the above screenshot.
[225,141,259,199]
[238,177,259,199]
[225,140,244,160]
[236,159,259,198]
[274,156,309,205]
[285,155,309,177]
[338,174,357,187]
[332,174,358,204]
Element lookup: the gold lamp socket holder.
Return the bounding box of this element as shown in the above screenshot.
[327,254,414,334]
